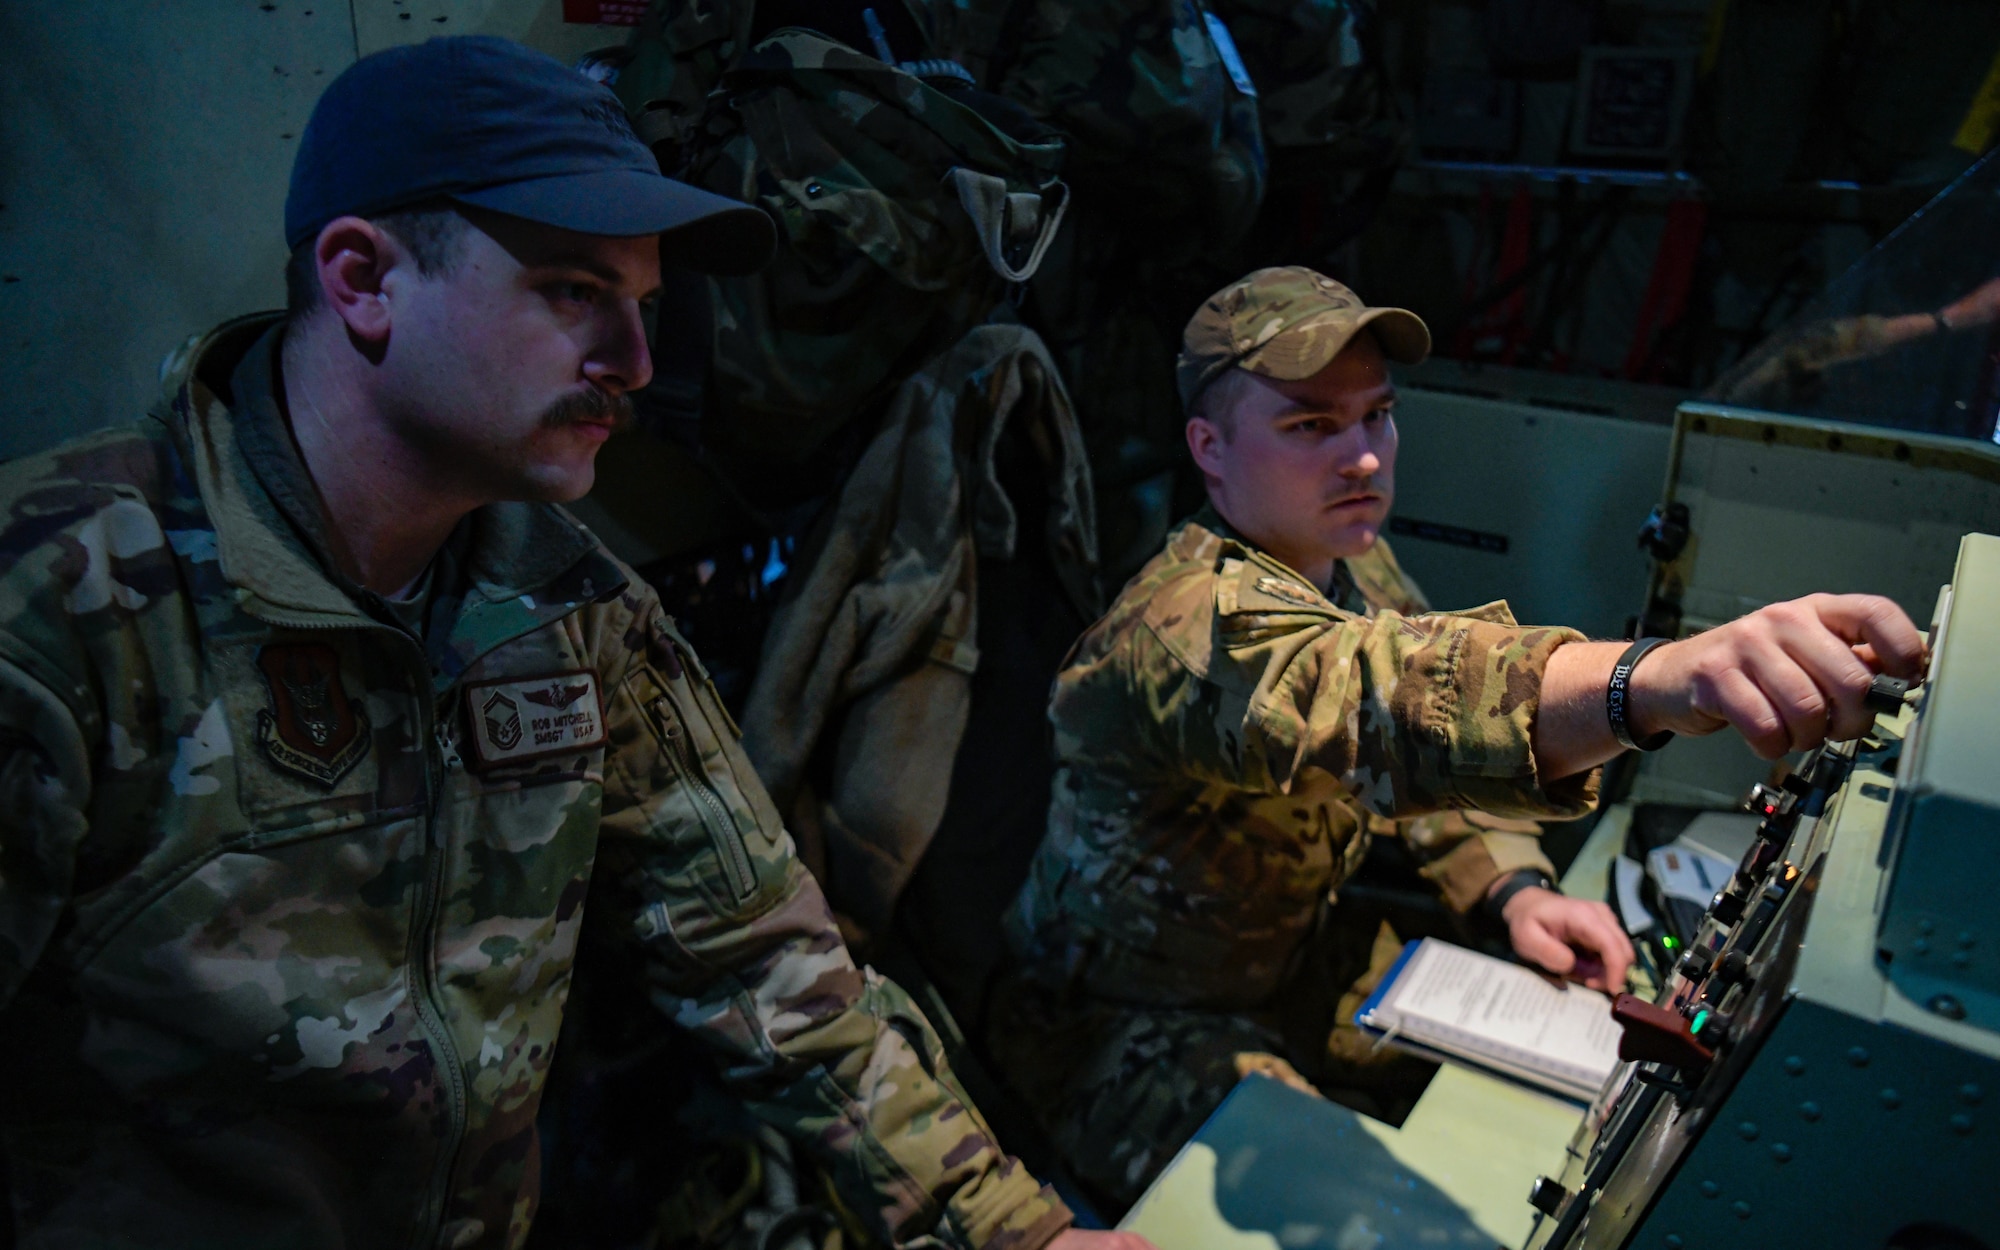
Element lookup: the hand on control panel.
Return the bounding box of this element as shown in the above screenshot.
[1625,593,1925,759]
[1498,886,1635,993]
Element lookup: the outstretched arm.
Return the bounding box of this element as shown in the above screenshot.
[1498,592,1922,993]
[1532,593,1924,781]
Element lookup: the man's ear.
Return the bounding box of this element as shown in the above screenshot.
[1186,416,1227,478]
[313,216,398,346]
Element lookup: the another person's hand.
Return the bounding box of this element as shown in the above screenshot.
[1049,1229,1160,1250]
[1630,593,1924,759]
[1498,887,1633,993]
[1941,274,2000,330]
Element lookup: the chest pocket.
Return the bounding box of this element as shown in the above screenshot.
[622,645,788,918]
[215,633,422,834]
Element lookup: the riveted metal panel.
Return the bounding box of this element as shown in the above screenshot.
[1633,1000,1998,1247]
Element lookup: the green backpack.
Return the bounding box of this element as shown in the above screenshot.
[928,0,1267,256]
[1208,0,1399,169]
[617,20,1069,482]
[615,0,755,163]
[1205,0,1404,264]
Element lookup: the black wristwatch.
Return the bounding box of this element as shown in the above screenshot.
[1483,868,1557,926]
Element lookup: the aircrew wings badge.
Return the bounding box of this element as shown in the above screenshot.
[255,642,371,789]
[462,669,606,770]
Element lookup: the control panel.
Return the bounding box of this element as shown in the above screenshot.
[1524,533,2000,1249]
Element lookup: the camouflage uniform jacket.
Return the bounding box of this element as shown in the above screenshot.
[0,315,1069,1250]
[1004,507,1595,1012]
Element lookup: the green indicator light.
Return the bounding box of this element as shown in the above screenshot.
[1692,1009,1711,1035]
[1663,935,1681,950]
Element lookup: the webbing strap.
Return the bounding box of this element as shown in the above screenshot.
[945,167,1068,283]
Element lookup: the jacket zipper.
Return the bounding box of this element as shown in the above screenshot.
[650,692,757,903]
[234,608,471,1247]
[408,695,470,1246]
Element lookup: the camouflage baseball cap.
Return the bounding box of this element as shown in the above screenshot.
[1177,267,1431,410]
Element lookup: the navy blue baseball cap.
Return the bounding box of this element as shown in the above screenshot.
[284,35,774,274]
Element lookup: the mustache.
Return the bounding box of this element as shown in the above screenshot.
[540,387,634,433]
[1326,481,1382,506]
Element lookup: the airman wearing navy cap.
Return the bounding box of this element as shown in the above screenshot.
[0,35,1146,1250]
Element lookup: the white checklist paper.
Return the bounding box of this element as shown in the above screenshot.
[1359,938,1623,1101]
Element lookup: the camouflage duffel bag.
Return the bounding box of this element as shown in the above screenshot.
[931,0,1266,256]
[637,27,1070,473]
[1204,0,1404,259]
[614,0,755,164]
[1206,0,1400,172]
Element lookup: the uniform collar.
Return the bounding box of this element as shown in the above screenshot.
[164,313,628,684]
[1179,503,1362,610]
[228,320,438,629]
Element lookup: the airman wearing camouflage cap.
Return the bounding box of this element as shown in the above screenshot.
[1174,265,1429,410]
[986,266,1927,1210]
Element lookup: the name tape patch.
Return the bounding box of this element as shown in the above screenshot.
[464,669,607,769]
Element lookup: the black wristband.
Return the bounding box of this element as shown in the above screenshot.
[1483,869,1557,925]
[1934,308,1955,333]
[1608,636,1675,752]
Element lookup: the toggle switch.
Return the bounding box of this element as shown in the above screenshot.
[1738,838,1781,883]
[1710,887,1748,927]
[1677,946,1716,981]
[1866,675,1911,715]
[1613,993,1715,1070]
[1712,949,1752,986]
[1689,1008,1734,1048]
[1528,1176,1571,1217]
[1747,782,1794,818]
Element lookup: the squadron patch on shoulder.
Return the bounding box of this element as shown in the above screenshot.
[255,642,371,789]
[463,669,606,771]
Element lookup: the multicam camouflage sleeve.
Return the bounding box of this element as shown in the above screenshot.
[1055,548,1600,825]
[1336,540,1568,900]
[1390,809,1557,913]
[592,606,1071,1250]
[1340,541,1561,908]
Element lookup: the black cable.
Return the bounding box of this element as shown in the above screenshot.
[1520,177,1583,365]
[1539,185,1632,366]
[1435,187,1623,347]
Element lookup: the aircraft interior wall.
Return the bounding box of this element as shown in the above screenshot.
[0,1,626,462]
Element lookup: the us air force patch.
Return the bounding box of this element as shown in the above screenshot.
[255,643,371,789]
[463,669,606,770]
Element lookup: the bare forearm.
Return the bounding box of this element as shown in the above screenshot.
[1531,640,1627,781]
